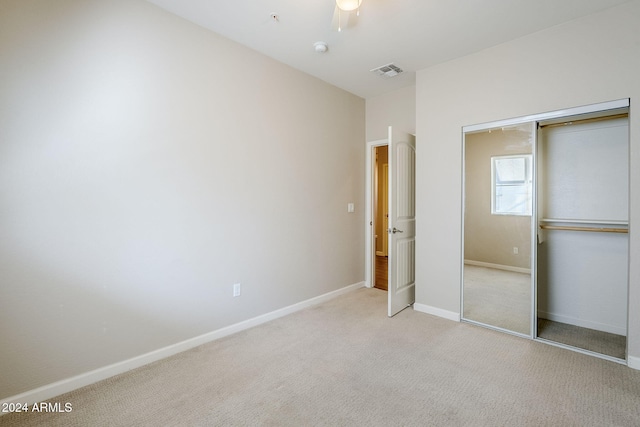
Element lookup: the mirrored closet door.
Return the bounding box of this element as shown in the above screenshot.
[462,122,535,337]
[461,99,630,362]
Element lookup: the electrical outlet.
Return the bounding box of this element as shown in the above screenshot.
[233,283,241,297]
[513,247,519,255]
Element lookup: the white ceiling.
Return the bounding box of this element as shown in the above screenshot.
[145,0,630,99]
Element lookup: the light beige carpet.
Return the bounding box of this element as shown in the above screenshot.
[538,318,626,360]
[2,288,640,426]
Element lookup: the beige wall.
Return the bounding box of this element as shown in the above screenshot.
[366,85,416,141]
[416,0,640,363]
[0,0,365,399]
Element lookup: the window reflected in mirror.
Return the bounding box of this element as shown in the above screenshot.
[491,155,532,216]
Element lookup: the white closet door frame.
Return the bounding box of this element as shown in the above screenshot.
[463,99,629,133]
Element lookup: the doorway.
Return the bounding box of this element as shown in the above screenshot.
[374,145,389,291]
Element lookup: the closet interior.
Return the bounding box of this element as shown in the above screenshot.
[537,111,629,360]
[461,99,630,363]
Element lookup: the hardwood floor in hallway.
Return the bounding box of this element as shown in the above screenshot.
[374,255,388,291]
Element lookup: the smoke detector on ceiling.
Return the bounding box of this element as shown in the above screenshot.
[370,63,404,78]
[314,41,328,53]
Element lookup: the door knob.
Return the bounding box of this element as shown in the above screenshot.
[392,227,403,234]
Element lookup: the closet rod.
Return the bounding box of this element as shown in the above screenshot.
[539,224,628,233]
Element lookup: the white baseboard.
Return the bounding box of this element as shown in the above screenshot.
[414,303,460,322]
[628,356,640,370]
[537,311,626,336]
[0,281,366,408]
[464,259,530,275]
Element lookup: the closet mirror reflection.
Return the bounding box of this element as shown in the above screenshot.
[462,123,534,336]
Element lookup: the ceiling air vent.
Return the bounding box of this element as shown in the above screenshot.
[370,63,404,78]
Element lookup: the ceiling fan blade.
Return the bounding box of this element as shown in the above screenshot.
[330,5,341,31]
[330,5,357,31]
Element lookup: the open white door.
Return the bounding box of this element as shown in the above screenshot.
[388,127,416,317]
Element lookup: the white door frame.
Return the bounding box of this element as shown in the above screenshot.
[365,139,388,288]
